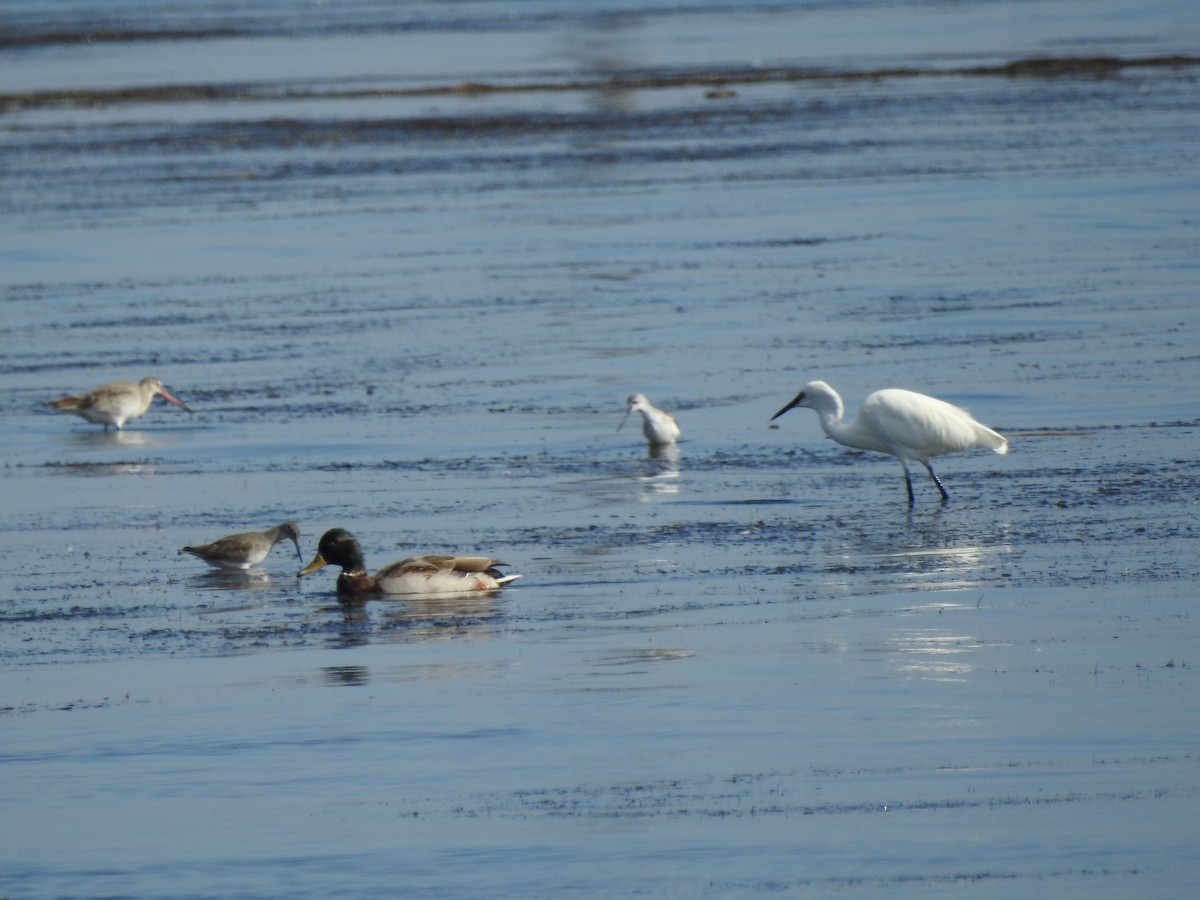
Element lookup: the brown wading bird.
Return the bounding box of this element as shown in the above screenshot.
[299,528,520,601]
[48,376,192,431]
[182,523,303,571]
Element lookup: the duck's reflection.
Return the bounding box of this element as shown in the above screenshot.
[381,592,501,638]
[325,592,501,650]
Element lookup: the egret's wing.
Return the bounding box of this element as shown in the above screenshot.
[862,390,995,458]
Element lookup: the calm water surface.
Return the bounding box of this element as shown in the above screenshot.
[2,0,1199,896]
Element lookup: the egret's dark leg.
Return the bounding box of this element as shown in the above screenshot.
[899,459,916,505]
[924,462,950,502]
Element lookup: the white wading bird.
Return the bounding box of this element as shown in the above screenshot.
[771,380,1008,503]
[618,393,681,447]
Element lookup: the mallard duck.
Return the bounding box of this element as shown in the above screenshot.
[771,380,1008,504]
[299,528,520,600]
[48,376,193,431]
[618,392,681,446]
[182,523,302,570]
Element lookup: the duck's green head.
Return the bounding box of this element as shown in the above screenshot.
[300,528,365,576]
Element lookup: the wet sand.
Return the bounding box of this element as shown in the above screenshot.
[2,0,1199,896]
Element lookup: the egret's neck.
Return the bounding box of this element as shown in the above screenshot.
[818,409,849,441]
[817,405,872,452]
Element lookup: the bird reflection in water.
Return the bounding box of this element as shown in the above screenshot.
[325,592,501,650]
[53,429,166,476]
[322,665,370,687]
[65,429,164,451]
[190,569,275,590]
[637,441,681,499]
[379,593,501,639]
[883,623,984,683]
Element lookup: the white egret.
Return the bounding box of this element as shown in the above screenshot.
[771,380,1008,503]
[618,393,681,446]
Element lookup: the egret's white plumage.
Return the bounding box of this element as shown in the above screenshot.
[618,393,681,446]
[771,380,1008,503]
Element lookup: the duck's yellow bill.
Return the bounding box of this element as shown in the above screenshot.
[299,552,328,576]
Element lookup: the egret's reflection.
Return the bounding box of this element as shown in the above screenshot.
[819,505,1014,593]
[883,623,983,683]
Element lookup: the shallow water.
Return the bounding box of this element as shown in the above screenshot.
[2,1,1199,896]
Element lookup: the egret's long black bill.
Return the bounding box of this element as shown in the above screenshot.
[770,392,805,421]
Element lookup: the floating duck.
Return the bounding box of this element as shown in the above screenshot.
[771,380,1008,503]
[299,528,520,600]
[618,392,681,446]
[48,376,192,431]
[182,523,303,571]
